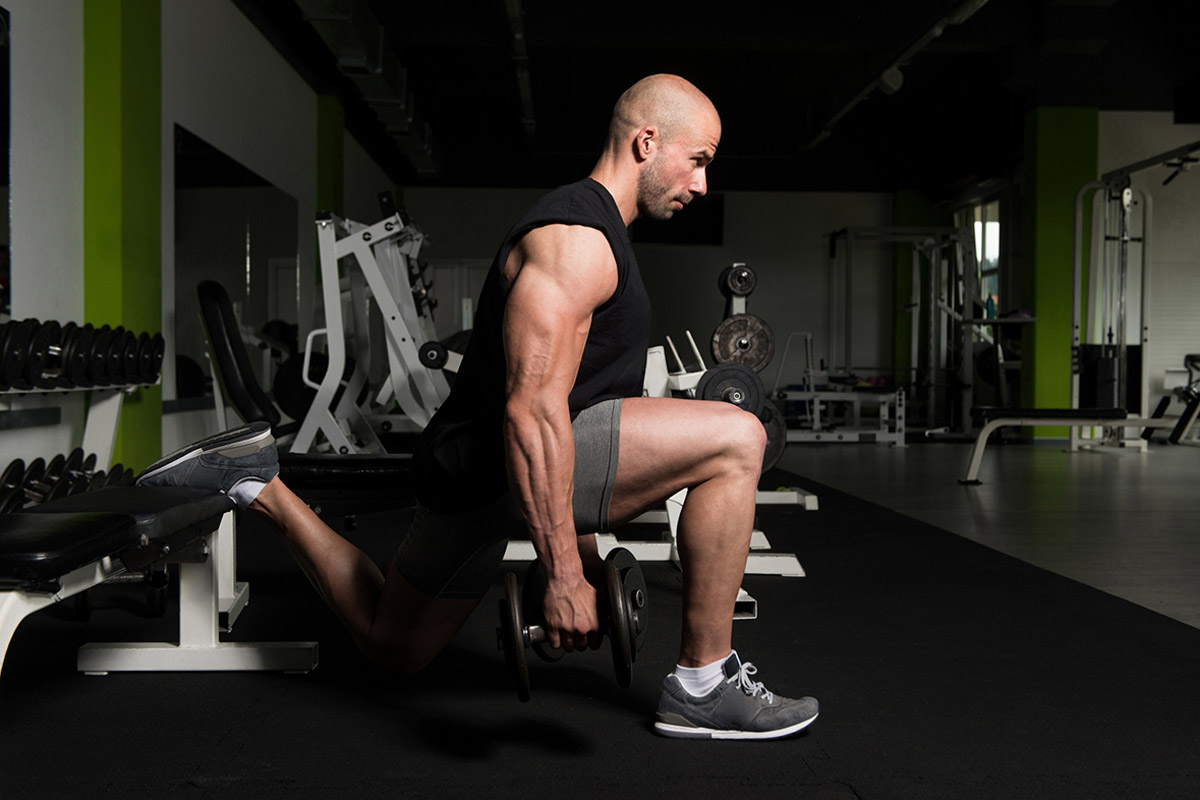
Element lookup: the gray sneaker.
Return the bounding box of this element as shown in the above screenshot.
[654,652,818,740]
[136,421,279,502]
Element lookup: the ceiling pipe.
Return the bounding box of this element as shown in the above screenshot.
[296,0,438,176]
[505,0,537,148]
[800,0,990,151]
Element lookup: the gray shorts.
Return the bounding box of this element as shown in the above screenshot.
[393,398,623,598]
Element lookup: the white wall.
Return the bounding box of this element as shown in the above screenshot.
[2,0,87,460]
[1098,111,1200,405]
[637,191,893,392]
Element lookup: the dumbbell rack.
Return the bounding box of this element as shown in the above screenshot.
[2,318,166,467]
[1,383,149,473]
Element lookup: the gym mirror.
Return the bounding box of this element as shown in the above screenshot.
[173,125,298,397]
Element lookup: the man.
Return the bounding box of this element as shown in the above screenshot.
[141,74,818,740]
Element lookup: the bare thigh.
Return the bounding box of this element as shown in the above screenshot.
[606,396,766,526]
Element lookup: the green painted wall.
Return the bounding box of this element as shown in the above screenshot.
[83,0,162,469]
[1021,107,1099,437]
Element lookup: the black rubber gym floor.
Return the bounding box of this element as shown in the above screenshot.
[2,470,1198,799]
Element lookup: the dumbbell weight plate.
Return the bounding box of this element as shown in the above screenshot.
[761,402,787,472]
[695,362,766,417]
[22,321,51,389]
[44,475,73,504]
[61,324,93,387]
[604,548,648,689]
[718,263,757,297]
[44,453,67,483]
[1,319,36,389]
[498,571,532,702]
[0,486,26,514]
[122,330,140,383]
[65,447,84,467]
[80,452,97,474]
[87,470,108,492]
[136,332,153,383]
[23,457,46,487]
[711,313,774,373]
[32,321,61,389]
[151,333,166,378]
[107,326,127,384]
[89,326,113,385]
[0,322,11,388]
[1,458,25,490]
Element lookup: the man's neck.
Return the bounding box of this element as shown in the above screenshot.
[588,156,639,227]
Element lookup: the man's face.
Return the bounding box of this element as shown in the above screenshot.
[637,114,721,221]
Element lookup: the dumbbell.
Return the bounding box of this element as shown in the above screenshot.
[17,456,74,506]
[497,547,648,702]
[51,448,107,494]
[0,458,28,513]
[106,326,129,384]
[0,318,49,391]
[56,322,94,387]
[2,320,106,390]
[87,324,114,386]
[0,451,115,512]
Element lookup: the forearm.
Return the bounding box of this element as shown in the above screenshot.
[504,402,582,581]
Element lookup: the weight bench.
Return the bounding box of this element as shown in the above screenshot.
[0,485,318,678]
[959,407,1180,484]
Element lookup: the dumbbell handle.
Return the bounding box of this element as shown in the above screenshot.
[523,623,548,645]
[522,615,634,647]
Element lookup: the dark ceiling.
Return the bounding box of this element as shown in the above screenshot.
[235,0,1200,196]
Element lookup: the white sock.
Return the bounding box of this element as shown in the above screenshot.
[227,478,268,509]
[673,650,735,697]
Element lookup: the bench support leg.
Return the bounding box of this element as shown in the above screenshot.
[77,529,318,675]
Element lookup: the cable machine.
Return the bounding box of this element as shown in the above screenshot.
[1070,137,1200,451]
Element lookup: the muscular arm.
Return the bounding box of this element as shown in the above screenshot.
[502,224,618,650]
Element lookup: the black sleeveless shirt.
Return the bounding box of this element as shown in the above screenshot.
[413,178,651,512]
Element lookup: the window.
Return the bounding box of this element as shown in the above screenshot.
[955,199,1002,316]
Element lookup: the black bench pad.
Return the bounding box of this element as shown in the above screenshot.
[0,512,136,583]
[280,453,414,513]
[971,407,1129,421]
[1,487,233,584]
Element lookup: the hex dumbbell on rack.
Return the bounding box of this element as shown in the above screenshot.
[0,319,164,390]
[0,450,129,514]
[497,547,648,701]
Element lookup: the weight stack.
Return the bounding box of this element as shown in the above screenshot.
[1077,344,1142,413]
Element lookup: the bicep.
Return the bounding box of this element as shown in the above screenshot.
[503,226,618,401]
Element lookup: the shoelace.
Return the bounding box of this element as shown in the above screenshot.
[727,660,774,703]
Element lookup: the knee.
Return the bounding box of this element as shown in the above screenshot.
[715,406,767,473]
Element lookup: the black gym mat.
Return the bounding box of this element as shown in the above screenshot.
[2,471,1198,799]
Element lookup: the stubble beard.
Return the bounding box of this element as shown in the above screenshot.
[637,157,681,221]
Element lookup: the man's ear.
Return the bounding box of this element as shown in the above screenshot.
[633,126,657,163]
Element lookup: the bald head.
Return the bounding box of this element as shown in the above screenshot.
[606,74,719,151]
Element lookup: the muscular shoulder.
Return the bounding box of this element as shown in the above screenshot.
[504,224,618,309]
